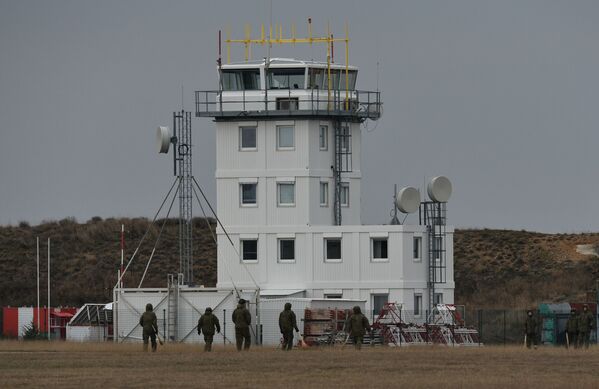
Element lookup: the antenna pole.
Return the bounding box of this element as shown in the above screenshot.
[36,236,40,333]
[120,224,124,288]
[47,237,50,340]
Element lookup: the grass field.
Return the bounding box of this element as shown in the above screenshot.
[1,341,599,388]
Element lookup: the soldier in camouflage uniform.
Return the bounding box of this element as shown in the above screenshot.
[577,304,595,349]
[139,303,158,352]
[232,298,252,351]
[566,308,578,349]
[278,303,299,351]
[524,310,538,349]
[347,306,371,350]
[198,307,221,352]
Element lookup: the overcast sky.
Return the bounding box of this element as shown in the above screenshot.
[1,0,598,233]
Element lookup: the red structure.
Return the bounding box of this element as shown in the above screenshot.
[2,307,77,339]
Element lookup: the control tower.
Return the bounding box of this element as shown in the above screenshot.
[194,25,454,318]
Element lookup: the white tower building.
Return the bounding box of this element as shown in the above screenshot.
[195,55,454,319]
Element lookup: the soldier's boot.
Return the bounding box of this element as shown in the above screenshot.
[143,342,149,352]
[151,341,157,352]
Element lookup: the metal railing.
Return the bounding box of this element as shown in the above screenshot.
[194,88,382,121]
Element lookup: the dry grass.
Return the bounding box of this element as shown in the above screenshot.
[2,341,599,388]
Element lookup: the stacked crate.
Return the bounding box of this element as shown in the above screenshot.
[303,308,351,345]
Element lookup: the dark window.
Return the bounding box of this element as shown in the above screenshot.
[372,294,388,317]
[240,183,257,205]
[240,127,256,149]
[222,70,261,91]
[241,240,258,261]
[279,239,295,261]
[325,239,341,261]
[372,239,388,260]
[413,237,421,260]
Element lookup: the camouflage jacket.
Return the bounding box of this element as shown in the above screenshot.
[139,311,158,334]
[578,311,595,333]
[232,305,251,329]
[198,313,221,336]
[279,309,299,333]
[347,313,371,337]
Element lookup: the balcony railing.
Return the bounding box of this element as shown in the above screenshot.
[194,89,382,121]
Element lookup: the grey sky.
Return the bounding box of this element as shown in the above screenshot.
[1,0,598,233]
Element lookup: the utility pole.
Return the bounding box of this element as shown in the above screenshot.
[36,237,40,333]
[47,238,50,340]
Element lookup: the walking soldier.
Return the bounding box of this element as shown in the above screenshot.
[566,308,578,348]
[278,303,299,351]
[524,310,538,349]
[139,303,158,352]
[577,304,595,349]
[198,307,221,352]
[232,298,252,351]
[347,306,371,350]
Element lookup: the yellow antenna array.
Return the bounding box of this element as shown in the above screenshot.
[224,19,350,107]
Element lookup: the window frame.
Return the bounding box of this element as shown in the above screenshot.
[414,294,423,317]
[340,182,350,207]
[413,236,422,262]
[371,238,389,262]
[278,238,296,263]
[324,238,342,263]
[319,125,328,150]
[320,182,329,207]
[276,125,295,150]
[239,183,257,207]
[240,239,258,262]
[277,182,295,207]
[239,126,257,151]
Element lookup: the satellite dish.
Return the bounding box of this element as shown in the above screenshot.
[427,176,452,202]
[157,126,171,154]
[396,186,420,213]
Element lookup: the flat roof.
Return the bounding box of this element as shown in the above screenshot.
[222,57,358,71]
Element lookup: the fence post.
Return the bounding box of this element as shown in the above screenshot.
[223,309,226,346]
[478,309,482,346]
[503,310,506,345]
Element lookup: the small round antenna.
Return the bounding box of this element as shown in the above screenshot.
[396,186,420,213]
[427,176,452,202]
[157,126,172,154]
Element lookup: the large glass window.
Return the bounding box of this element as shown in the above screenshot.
[239,126,256,150]
[278,183,295,206]
[268,68,305,89]
[221,69,261,91]
[372,294,388,318]
[277,125,294,149]
[308,68,325,89]
[320,182,328,207]
[241,239,258,261]
[278,239,295,262]
[240,183,257,205]
[325,238,342,261]
[338,70,357,90]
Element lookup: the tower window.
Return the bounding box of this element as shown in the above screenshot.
[278,239,295,262]
[277,183,295,206]
[319,125,328,150]
[239,126,257,150]
[320,182,329,207]
[340,183,349,207]
[240,183,257,206]
[325,238,342,262]
[241,239,258,262]
[414,294,422,316]
[413,236,422,261]
[277,125,295,149]
[371,238,388,261]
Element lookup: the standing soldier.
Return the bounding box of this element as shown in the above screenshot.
[232,298,252,351]
[198,307,220,352]
[347,306,371,350]
[566,308,578,349]
[278,303,299,351]
[139,303,158,352]
[577,304,595,349]
[524,310,538,349]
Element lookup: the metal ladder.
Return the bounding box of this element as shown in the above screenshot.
[167,274,182,342]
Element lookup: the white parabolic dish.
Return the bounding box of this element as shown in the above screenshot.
[427,176,452,202]
[396,186,420,213]
[157,126,171,154]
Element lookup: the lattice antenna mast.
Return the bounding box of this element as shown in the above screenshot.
[157,111,194,285]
